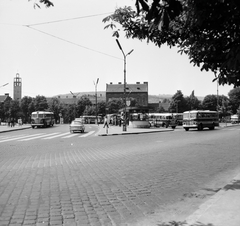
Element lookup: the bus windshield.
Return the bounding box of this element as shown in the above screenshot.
[183,112,197,119]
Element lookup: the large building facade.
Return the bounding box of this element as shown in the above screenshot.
[13,73,22,101]
[106,82,148,106]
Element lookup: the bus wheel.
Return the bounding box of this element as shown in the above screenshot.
[184,128,189,131]
[32,126,35,129]
[198,124,203,131]
[171,126,176,129]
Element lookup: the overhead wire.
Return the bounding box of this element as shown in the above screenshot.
[1,12,122,60]
[24,25,122,60]
[25,12,113,26]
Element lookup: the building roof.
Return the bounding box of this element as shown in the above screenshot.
[106,82,148,93]
[0,95,10,103]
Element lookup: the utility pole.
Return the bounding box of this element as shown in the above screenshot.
[116,39,134,132]
[94,78,99,125]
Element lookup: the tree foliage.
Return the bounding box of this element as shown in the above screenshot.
[103,0,240,87]
[228,87,240,114]
[169,90,188,113]
[34,95,49,111]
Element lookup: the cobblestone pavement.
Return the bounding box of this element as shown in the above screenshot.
[0,126,239,226]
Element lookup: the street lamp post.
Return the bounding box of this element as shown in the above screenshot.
[0,83,9,88]
[116,39,134,132]
[93,78,99,125]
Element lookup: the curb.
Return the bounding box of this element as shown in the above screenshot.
[185,172,240,226]
[0,126,31,134]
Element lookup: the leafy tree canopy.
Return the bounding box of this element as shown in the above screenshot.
[103,0,240,87]
[228,87,240,113]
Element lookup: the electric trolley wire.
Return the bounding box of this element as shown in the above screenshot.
[25,12,113,26]
[1,12,122,60]
[24,25,122,60]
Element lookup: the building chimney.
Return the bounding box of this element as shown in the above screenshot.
[136,82,140,84]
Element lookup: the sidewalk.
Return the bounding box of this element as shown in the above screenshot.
[0,124,31,133]
[97,124,173,136]
[185,172,240,226]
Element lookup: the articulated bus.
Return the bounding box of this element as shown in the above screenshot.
[31,111,54,128]
[148,113,177,129]
[183,110,219,131]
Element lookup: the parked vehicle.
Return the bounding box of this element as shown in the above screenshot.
[79,115,102,124]
[31,111,54,128]
[183,110,219,131]
[148,113,177,129]
[231,114,240,124]
[70,120,85,133]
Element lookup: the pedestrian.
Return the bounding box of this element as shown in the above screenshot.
[103,116,109,128]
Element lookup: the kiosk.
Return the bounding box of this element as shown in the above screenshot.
[119,106,150,128]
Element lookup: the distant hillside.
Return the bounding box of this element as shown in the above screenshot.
[53,92,204,102]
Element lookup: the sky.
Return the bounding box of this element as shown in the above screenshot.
[0,0,234,99]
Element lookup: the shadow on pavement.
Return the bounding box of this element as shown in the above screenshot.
[157,221,215,226]
[223,179,240,191]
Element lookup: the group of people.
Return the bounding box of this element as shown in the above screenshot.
[6,118,22,127]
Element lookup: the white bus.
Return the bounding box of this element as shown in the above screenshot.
[183,110,219,131]
[231,114,240,124]
[79,115,102,124]
[148,113,177,129]
[31,111,54,128]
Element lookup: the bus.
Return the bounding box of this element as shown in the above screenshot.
[79,115,103,124]
[231,114,240,124]
[148,113,177,129]
[31,111,55,128]
[173,113,183,125]
[183,110,219,131]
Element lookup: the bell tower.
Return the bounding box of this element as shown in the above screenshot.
[13,73,22,100]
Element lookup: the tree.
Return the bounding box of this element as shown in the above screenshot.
[103,0,240,87]
[228,87,240,114]
[185,90,201,110]
[169,90,187,113]
[48,97,63,123]
[76,96,92,116]
[98,101,107,116]
[20,96,34,123]
[202,95,218,111]
[107,99,124,114]
[34,95,48,111]
[83,105,96,116]
[29,0,54,8]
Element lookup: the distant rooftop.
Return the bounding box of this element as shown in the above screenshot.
[106,82,148,93]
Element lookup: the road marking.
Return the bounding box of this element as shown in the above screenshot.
[43,132,70,139]
[80,131,95,137]
[0,134,28,140]
[19,133,59,141]
[0,133,44,143]
[62,133,79,138]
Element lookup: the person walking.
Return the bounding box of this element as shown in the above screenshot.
[103,116,109,128]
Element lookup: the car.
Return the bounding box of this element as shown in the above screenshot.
[69,120,85,133]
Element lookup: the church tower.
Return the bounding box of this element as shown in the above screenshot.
[13,73,22,100]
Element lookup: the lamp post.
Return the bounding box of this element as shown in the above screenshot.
[116,39,134,131]
[93,78,99,125]
[0,83,9,88]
